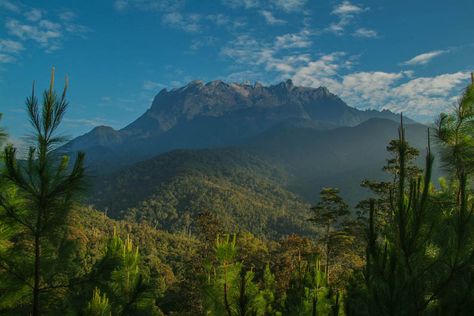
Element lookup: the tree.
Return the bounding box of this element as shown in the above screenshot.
[435,73,474,203]
[433,73,474,313]
[83,230,161,315]
[202,234,267,316]
[282,250,350,316]
[364,104,474,315]
[357,128,422,232]
[0,114,6,146]
[309,188,353,285]
[0,69,85,315]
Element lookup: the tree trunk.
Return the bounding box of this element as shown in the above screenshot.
[312,296,318,316]
[223,263,232,316]
[325,224,330,285]
[33,232,41,316]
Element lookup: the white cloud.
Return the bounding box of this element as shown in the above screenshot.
[353,28,377,38]
[58,10,77,22]
[190,36,217,50]
[291,52,349,88]
[0,53,15,63]
[326,1,370,36]
[143,80,165,90]
[275,32,311,49]
[223,0,307,12]
[0,39,23,63]
[260,10,286,25]
[0,0,20,13]
[385,73,468,117]
[63,117,116,128]
[2,4,89,55]
[162,12,201,32]
[332,1,363,16]
[236,47,469,121]
[6,19,62,51]
[207,14,229,26]
[114,0,184,12]
[402,50,447,66]
[290,55,469,120]
[222,0,260,9]
[0,39,24,53]
[225,70,266,83]
[24,8,44,22]
[272,0,307,12]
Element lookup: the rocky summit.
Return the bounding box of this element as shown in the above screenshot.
[63,79,411,169]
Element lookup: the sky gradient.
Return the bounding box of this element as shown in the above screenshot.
[1,0,474,145]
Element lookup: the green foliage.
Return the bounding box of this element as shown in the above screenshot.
[202,234,280,316]
[362,111,474,315]
[436,77,474,181]
[0,69,85,315]
[84,229,162,315]
[309,188,361,286]
[1,73,474,315]
[282,255,343,316]
[0,113,6,147]
[91,149,315,238]
[86,288,112,316]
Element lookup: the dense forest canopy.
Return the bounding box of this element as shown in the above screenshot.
[0,70,473,315]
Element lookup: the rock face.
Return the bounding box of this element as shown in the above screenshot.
[63,79,412,169]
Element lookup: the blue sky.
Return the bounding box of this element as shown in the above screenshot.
[1,0,474,144]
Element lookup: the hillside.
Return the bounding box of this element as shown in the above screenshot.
[88,118,432,238]
[89,148,314,238]
[246,118,433,203]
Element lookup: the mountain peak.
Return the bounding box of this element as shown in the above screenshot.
[65,78,412,167]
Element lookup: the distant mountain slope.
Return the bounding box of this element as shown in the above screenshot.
[64,80,412,170]
[90,148,314,238]
[88,118,433,237]
[245,118,433,204]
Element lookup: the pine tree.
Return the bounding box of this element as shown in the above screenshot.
[86,287,112,316]
[0,114,6,146]
[357,134,422,232]
[309,188,353,285]
[83,229,161,315]
[202,234,268,316]
[364,103,474,315]
[283,255,341,316]
[432,73,474,313]
[0,69,85,315]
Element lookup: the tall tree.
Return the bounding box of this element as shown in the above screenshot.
[0,69,85,315]
[363,101,474,315]
[436,72,474,202]
[83,230,161,315]
[0,114,6,146]
[357,130,422,232]
[309,188,353,285]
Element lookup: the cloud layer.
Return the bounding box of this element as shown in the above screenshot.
[0,3,89,61]
[403,50,448,66]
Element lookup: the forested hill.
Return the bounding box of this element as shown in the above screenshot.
[89,148,314,238]
[89,118,432,238]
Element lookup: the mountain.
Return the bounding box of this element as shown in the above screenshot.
[64,79,412,170]
[244,118,434,204]
[67,79,432,237]
[89,148,314,238]
[88,118,433,238]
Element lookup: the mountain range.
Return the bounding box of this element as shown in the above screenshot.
[65,79,413,170]
[64,80,430,237]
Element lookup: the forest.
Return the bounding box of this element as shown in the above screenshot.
[0,70,473,315]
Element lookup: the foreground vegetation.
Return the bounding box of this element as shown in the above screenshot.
[0,70,473,315]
